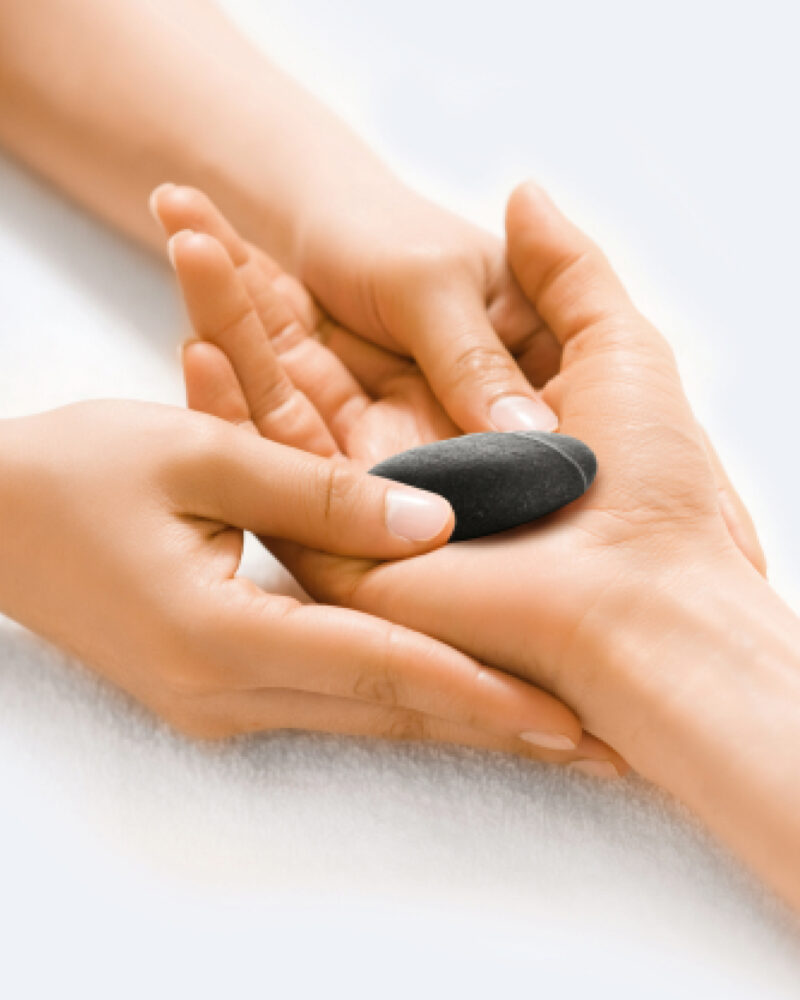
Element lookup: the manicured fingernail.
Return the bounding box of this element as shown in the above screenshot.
[569,760,620,780]
[386,488,453,542]
[166,229,193,269]
[148,182,175,222]
[520,731,577,751]
[178,337,199,361]
[489,394,558,432]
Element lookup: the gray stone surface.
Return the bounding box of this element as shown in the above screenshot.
[370,431,597,541]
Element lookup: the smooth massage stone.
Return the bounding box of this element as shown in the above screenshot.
[369,431,597,542]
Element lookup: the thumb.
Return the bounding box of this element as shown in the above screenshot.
[398,273,558,434]
[505,181,641,349]
[182,418,455,557]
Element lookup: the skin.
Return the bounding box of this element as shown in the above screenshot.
[0,0,773,556]
[0,0,560,434]
[2,0,792,889]
[168,182,800,911]
[0,397,620,762]
[0,0,764,765]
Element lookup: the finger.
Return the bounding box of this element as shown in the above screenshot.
[183,419,455,555]
[151,182,323,336]
[152,184,373,452]
[188,686,625,773]
[396,273,559,434]
[170,229,339,458]
[263,313,372,452]
[487,266,563,387]
[182,340,255,431]
[320,320,417,394]
[200,586,586,750]
[700,427,767,575]
[505,181,642,349]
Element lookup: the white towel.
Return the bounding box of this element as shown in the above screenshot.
[2,19,799,985]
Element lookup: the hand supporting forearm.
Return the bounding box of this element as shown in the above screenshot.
[0,0,393,264]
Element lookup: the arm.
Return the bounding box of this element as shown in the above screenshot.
[0,0,763,556]
[0,0,557,434]
[0,0,376,260]
[600,564,800,909]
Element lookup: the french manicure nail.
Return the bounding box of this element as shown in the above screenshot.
[520,731,577,751]
[166,233,179,269]
[489,394,558,433]
[386,488,453,542]
[569,760,620,780]
[148,182,175,222]
[166,229,194,269]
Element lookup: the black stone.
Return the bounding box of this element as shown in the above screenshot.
[369,431,597,542]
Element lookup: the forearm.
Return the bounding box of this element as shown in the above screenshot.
[0,0,396,264]
[600,560,800,910]
[0,415,38,626]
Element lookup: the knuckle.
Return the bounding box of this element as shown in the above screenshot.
[316,459,360,525]
[384,711,428,742]
[445,340,516,394]
[351,622,409,708]
[159,661,218,698]
[562,313,669,370]
[352,668,399,708]
[247,376,295,429]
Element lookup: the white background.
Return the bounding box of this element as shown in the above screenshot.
[1,0,799,996]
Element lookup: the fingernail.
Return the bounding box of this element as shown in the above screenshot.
[148,182,175,222]
[166,229,193,269]
[490,394,558,432]
[569,760,620,780]
[520,731,577,751]
[178,337,199,361]
[386,488,453,542]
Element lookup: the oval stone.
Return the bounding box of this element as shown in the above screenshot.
[369,431,597,542]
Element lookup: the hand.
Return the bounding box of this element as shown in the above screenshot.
[0,398,599,754]
[151,179,562,440]
[153,191,626,770]
[151,184,763,573]
[170,183,765,778]
[150,184,460,467]
[287,182,767,765]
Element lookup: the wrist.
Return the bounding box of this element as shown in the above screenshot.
[587,551,800,907]
[580,542,800,791]
[582,551,794,773]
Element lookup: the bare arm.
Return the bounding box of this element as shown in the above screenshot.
[609,566,800,909]
[0,0,569,435]
[0,0,388,261]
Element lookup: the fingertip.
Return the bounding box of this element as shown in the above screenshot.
[169,229,229,275]
[167,228,195,269]
[384,485,455,546]
[181,337,216,370]
[149,182,176,225]
[506,179,551,234]
[488,392,559,433]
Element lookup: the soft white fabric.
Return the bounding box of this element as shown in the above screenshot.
[1,1,799,994]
